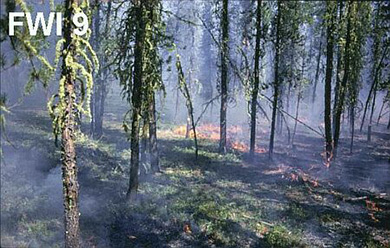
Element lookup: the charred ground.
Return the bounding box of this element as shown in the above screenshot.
[1,109,389,248]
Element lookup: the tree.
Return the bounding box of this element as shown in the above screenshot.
[127,0,146,200]
[360,2,389,132]
[347,2,370,152]
[324,0,336,163]
[176,54,199,159]
[333,1,371,154]
[219,0,229,154]
[249,0,262,158]
[269,0,282,158]
[333,1,354,153]
[115,0,167,198]
[48,0,97,246]
[90,0,112,138]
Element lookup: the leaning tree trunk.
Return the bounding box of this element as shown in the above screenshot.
[219,0,229,154]
[376,99,386,125]
[249,0,262,158]
[177,55,199,159]
[61,0,80,246]
[388,110,390,129]
[269,0,281,159]
[291,93,301,145]
[127,0,145,201]
[360,46,387,132]
[324,1,336,162]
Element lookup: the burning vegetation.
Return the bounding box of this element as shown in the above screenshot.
[1,0,390,247]
[172,124,267,154]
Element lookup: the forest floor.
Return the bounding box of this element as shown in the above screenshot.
[1,109,390,248]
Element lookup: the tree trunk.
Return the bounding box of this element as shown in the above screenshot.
[90,0,109,138]
[62,0,80,247]
[149,92,160,173]
[127,0,145,201]
[176,55,199,159]
[360,43,387,132]
[334,2,353,154]
[292,51,306,146]
[269,0,281,159]
[324,1,336,161]
[388,110,390,129]
[140,119,149,175]
[376,97,386,125]
[311,28,323,105]
[369,82,378,126]
[219,0,229,154]
[249,0,262,158]
[361,78,377,132]
[332,1,344,134]
[201,1,213,107]
[350,105,355,153]
[291,93,301,145]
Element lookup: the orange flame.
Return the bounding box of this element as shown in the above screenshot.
[172,124,266,154]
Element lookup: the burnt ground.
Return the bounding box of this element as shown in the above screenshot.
[1,109,389,247]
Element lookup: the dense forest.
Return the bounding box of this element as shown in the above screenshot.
[1,0,390,247]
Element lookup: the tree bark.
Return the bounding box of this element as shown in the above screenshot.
[127,0,145,201]
[249,0,262,158]
[333,2,353,153]
[219,0,229,154]
[269,0,281,159]
[62,0,80,247]
[324,1,336,161]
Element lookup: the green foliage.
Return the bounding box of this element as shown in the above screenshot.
[114,1,170,135]
[48,1,98,141]
[265,225,304,248]
[346,2,372,107]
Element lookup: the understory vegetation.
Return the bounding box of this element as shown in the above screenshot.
[1,109,389,247]
[1,0,390,247]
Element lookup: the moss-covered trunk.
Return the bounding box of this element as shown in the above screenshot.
[127,0,145,201]
[62,0,80,246]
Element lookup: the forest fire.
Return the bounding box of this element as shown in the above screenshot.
[172,124,266,154]
[2,0,389,247]
[365,199,383,222]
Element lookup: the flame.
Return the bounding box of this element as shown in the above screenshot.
[171,124,266,154]
[183,224,192,234]
[365,200,382,212]
[230,141,248,152]
[365,199,382,222]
